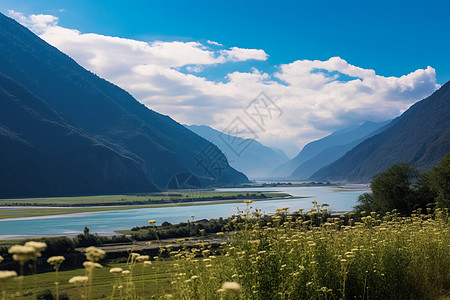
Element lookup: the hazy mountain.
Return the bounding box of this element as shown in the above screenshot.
[290,120,392,179]
[186,125,289,178]
[274,120,391,178]
[311,81,450,183]
[0,12,248,192]
[0,74,157,198]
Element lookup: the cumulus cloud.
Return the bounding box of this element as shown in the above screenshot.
[9,11,440,157]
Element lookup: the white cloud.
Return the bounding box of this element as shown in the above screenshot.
[207,40,223,46]
[9,12,440,157]
[220,47,269,62]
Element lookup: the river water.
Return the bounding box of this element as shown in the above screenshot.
[0,185,368,239]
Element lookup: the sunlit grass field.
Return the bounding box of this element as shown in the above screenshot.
[1,202,449,299]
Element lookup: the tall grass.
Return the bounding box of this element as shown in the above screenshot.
[0,203,448,299]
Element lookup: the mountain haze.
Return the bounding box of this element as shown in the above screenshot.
[311,82,450,183]
[186,125,289,178]
[290,121,392,179]
[274,121,391,178]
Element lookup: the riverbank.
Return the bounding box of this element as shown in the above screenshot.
[0,191,293,220]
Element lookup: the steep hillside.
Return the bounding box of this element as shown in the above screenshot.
[0,13,248,189]
[311,82,450,183]
[0,74,156,197]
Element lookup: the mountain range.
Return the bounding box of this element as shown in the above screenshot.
[311,81,450,182]
[0,12,248,197]
[274,120,391,179]
[186,125,289,179]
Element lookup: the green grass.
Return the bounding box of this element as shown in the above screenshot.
[3,205,447,299]
[3,259,177,299]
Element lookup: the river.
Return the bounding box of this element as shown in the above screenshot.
[0,185,369,240]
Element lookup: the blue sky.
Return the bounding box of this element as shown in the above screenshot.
[1,0,448,156]
[3,0,449,83]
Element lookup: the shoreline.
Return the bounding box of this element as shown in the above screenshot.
[0,195,300,222]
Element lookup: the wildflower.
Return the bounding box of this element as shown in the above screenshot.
[216,232,224,236]
[83,261,102,269]
[0,270,17,282]
[8,245,35,263]
[221,281,242,294]
[47,256,65,270]
[145,241,152,245]
[244,200,253,204]
[85,246,105,262]
[24,241,47,257]
[109,268,123,273]
[131,253,140,259]
[68,276,89,285]
[47,256,65,266]
[136,255,150,262]
[148,220,157,224]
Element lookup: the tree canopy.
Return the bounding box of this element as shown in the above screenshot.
[355,154,450,214]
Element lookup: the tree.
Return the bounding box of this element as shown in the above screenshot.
[370,163,421,214]
[354,163,432,214]
[427,153,450,208]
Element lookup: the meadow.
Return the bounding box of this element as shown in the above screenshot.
[0,201,448,299]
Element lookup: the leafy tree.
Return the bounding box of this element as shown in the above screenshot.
[427,153,450,208]
[355,163,433,214]
[370,163,420,214]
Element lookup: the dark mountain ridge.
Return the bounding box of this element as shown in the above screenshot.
[0,12,248,195]
[0,73,156,197]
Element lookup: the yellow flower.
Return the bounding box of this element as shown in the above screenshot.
[8,245,35,263]
[148,220,157,224]
[24,241,47,256]
[221,281,242,294]
[0,270,17,282]
[83,261,102,269]
[47,256,65,269]
[244,200,253,204]
[216,232,224,235]
[136,255,150,262]
[85,246,105,262]
[109,267,123,273]
[68,276,88,285]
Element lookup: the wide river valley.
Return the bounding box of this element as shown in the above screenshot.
[0,185,369,240]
